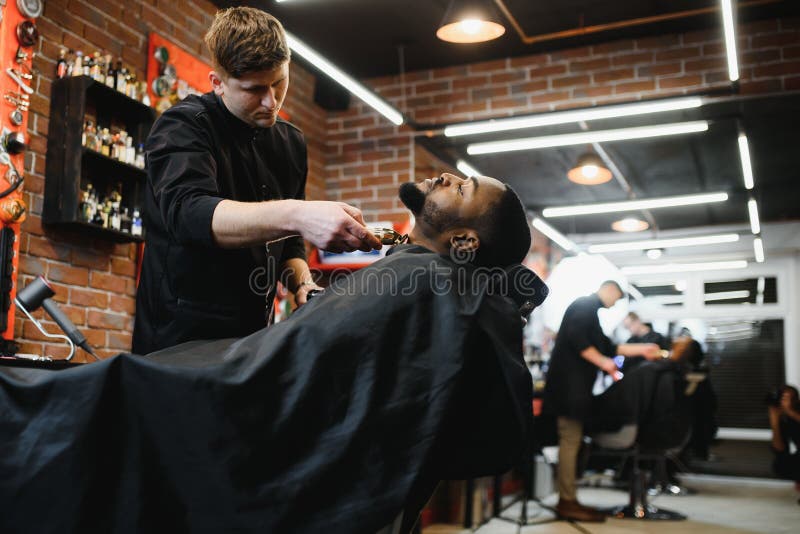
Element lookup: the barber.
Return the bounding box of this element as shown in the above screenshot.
[544,280,661,522]
[133,7,381,354]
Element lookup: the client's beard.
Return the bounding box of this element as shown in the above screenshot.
[398,182,425,215]
[398,182,460,233]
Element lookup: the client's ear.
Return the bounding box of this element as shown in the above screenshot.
[449,230,481,254]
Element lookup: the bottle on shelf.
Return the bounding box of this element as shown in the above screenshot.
[135,143,145,169]
[82,53,92,77]
[131,208,143,236]
[56,48,68,79]
[120,207,132,233]
[100,128,111,157]
[105,56,116,89]
[115,61,127,94]
[72,51,83,77]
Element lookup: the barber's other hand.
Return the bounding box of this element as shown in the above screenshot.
[297,201,383,253]
[294,281,324,307]
[640,343,662,360]
[600,357,621,381]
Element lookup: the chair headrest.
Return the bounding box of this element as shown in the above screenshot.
[500,264,549,318]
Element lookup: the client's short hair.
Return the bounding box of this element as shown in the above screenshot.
[473,185,531,268]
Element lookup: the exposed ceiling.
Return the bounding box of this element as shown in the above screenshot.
[220,0,796,78]
[214,0,800,250]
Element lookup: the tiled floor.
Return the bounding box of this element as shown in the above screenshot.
[425,474,798,534]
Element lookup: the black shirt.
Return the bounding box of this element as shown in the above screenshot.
[544,294,617,420]
[132,92,307,354]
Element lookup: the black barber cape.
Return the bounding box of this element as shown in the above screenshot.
[0,245,546,534]
[133,92,307,354]
[544,294,617,421]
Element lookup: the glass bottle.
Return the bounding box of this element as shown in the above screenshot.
[82,52,92,77]
[115,62,127,94]
[56,48,68,79]
[120,207,131,233]
[105,57,116,89]
[72,51,83,77]
[131,208,143,236]
[100,128,111,157]
[135,143,145,169]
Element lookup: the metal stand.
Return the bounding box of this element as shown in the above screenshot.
[605,455,686,521]
[15,298,76,360]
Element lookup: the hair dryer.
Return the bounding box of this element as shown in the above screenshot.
[15,275,96,360]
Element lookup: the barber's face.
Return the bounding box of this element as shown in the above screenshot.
[210,62,290,128]
[399,173,504,232]
[599,286,624,308]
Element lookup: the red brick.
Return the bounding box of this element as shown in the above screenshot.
[414,81,450,95]
[362,126,397,139]
[491,71,526,84]
[784,46,800,60]
[637,63,682,77]
[71,249,109,270]
[361,175,394,187]
[469,59,508,73]
[453,76,489,90]
[572,86,614,99]
[491,96,529,110]
[753,61,800,78]
[510,80,548,94]
[88,310,130,331]
[704,71,732,84]
[684,58,726,72]
[90,271,127,293]
[432,65,469,79]
[48,281,71,304]
[18,256,46,277]
[451,102,488,114]
[70,0,107,28]
[16,341,43,357]
[551,75,591,88]
[405,96,431,108]
[529,64,568,78]
[61,304,87,326]
[361,149,395,162]
[378,161,410,173]
[108,295,136,315]
[107,331,133,350]
[29,236,70,262]
[433,91,467,104]
[549,47,591,61]
[570,58,611,72]
[71,288,109,308]
[655,47,701,62]
[658,75,704,89]
[509,53,549,68]
[43,343,75,360]
[340,189,373,201]
[44,3,85,36]
[612,52,653,67]
[83,328,106,349]
[47,263,89,285]
[592,40,635,54]
[361,200,395,212]
[472,87,509,100]
[752,32,800,49]
[343,117,376,129]
[740,19,779,36]
[530,91,570,105]
[21,215,45,237]
[593,68,635,83]
[23,319,59,342]
[786,76,800,90]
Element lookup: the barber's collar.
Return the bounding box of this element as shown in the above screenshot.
[214,93,266,142]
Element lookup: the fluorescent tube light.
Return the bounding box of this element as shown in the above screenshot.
[747,198,760,235]
[543,192,728,218]
[622,260,748,275]
[738,134,754,190]
[285,32,404,126]
[467,121,709,155]
[532,217,577,252]
[721,0,740,82]
[704,290,750,302]
[753,236,765,263]
[444,97,703,137]
[588,233,739,254]
[456,159,481,177]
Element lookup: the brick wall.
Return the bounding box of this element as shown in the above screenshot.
[325,17,800,223]
[19,0,328,360]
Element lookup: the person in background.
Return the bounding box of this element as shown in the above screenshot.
[133,7,382,354]
[768,385,800,495]
[621,312,670,373]
[544,281,662,522]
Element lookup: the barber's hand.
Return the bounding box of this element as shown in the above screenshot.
[294,281,324,307]
[298,201,382,253]
[640,343,662,361]
[600,357,621,381]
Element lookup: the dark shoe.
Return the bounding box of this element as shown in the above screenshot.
[555,499,606,522]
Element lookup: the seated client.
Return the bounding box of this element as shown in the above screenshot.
[0,173,547,534]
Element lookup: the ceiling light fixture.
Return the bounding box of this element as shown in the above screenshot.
[456,159,481,177]
[645,248,663,260]
[467,121,709,155]
[753,236,765,263]
[544,192,728,218]
[444,96,703,137]
[622,260,748,275]
[285,32,404,126]
[738,133,754,190]
[611,218,649,232]
[705,290,751,302]
[720,0,740,82]
[532,217,578,252]
[588,233,740,254]
[747,198,760,234]
[567,152,612,185]
[437,0,506,43]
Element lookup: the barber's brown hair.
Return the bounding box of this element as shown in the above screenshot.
[205,7,290,78]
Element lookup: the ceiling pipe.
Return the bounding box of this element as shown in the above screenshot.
[492,0,781,46]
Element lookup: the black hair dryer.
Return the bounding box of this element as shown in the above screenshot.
[16,275,97,360]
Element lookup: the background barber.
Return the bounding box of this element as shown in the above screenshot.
[544,280,661,522]
[133,7,381,354]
